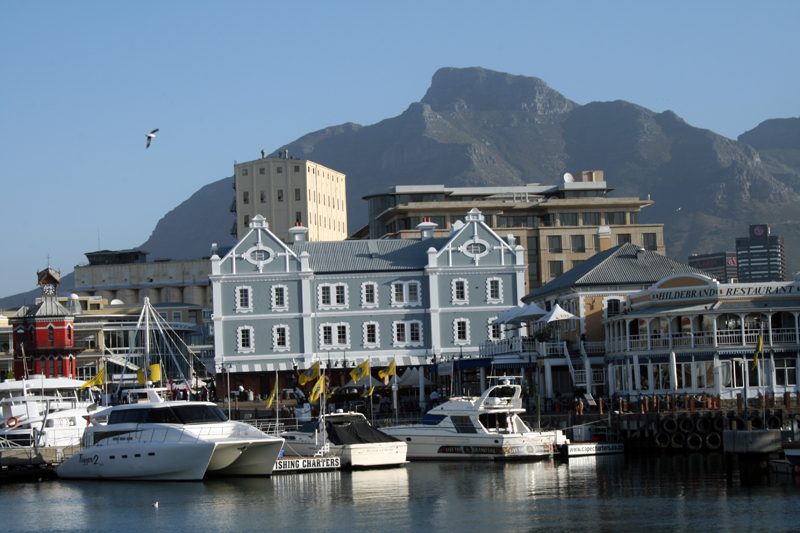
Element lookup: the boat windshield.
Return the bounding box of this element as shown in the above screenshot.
[107,405,229,425]
[419,414,446,426]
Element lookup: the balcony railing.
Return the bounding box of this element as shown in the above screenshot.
[16,340,93,351]
[607,328,800,353]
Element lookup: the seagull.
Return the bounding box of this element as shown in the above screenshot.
[152,502,159,508]
[676,207,681,212]
[146,128,159,149]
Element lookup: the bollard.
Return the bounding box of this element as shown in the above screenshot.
[785,392,792,409]
[689,396,695,412]
[737,394,743,411]
[598,398,604,415]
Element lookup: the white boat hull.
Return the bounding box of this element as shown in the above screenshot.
[563,442,625,457]
[282,440,407,468]
[383,430,555,460]
[208,439,284,476]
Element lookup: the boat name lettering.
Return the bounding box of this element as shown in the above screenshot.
[438,446,503,454]
[274,457,341,470]
[78,454,99,466]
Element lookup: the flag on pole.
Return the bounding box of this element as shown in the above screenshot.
[79,366,105,389]
[325,387,339,402]
[265,381,278,409]
[308,375,325,403]
[361,386,374,397]
[751,332,763,371]
[298,361,320,386]
[378,359,396,379]
[136,364,161,385]
[350,359,370,384]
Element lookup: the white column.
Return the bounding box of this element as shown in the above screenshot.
[766,312,773,346]
[712,314,719,348]
[625,319,632,351]
[739,313,746,347]
[690,315,696,348]
[544,359,554,397]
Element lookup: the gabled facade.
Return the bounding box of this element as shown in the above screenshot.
[210,209,527,396]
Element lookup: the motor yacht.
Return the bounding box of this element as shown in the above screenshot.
[381,378,558,460]
[281,411,407,468]
[57,389,284,481]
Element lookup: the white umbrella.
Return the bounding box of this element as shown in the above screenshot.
[492,306,521,325]
[514,302,548,323]
[536,303,575,323]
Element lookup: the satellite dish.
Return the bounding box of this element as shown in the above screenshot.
[563,173,574,183]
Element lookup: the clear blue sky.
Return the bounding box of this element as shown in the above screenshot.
[1,1,797,299]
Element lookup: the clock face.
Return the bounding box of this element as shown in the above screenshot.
[43,283,55,295]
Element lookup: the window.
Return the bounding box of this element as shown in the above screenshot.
[606,212,625,225]
[244,215,250,226]
[529,263,539,280]
[549,261,563,278]
[676,362,693,389]
[486,277,503,304]
[320,323,350,349]
[242,168,248,176]
[296,212,302,223]
[171,311,182,323]
[260,191,266,203]
[572,260,584,269]
[652,363,671,390]
[643,233,657,251]
[392,320,423,347]
[547,236,562,253]
[294,165,300,172]
[259,167,265,175]
[583,212,600,226]
[561,213,578,226]
[363,322,380,348]
[272,285,288,312]
[630,212,638,224]
[466,242,486,254]
[451,278,468,305]
[488,317,504,340]
[571,235,585,253]
[593,234,600,251]
[607,299,622,317]
[273,325,290,352]
[526,237,539,254]
[48,325,54,342]
[617,234,631,246]
[454,319,470,345]
[361,282,378,308]
[277,190,284,202]
[295,189,301,201]
[318,283,348,310]
[237,326,255,354]
[242,191,249,204]
[277,167,283,174]
[696,361,715,389]
[391,281,421,307]
[775,359,797,387]
[235,286,252,313]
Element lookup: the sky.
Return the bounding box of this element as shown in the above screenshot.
[1,1,798,299]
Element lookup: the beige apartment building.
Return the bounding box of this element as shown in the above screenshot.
[363,171,664,292]
[233,152,347,242]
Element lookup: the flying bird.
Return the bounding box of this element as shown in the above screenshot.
[676,207,681,212]
[152,502,159,508]
[146,128,159,149]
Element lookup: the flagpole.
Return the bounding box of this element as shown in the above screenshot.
[275,369,279,435]
[393,357,398,425]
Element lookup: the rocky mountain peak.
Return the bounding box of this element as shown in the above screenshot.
[421,67,577,114]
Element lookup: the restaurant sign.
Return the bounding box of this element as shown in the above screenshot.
[652,283,799,302]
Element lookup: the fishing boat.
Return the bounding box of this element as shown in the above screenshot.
[281,411,407,469]
[381,377,559,460]
[57,388,284,480]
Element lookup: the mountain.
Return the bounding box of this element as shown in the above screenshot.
[2,68,798,307]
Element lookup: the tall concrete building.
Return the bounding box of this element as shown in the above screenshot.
[363,171,664,291]
[687,252,738,283]
[736,224,786,282]
[233,152,347,242]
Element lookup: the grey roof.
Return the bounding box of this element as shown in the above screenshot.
[525,243,709,300]
[290,238,450,273]
[13,298,72,318]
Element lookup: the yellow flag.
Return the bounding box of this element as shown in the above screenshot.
[137,364,161,385]
[325,387,339,402]
[308,375,325,403]
[79,366,105,389]
[751,332,763,371]
[350,360,370,384]
[378,359,396,379]
[361,386,374,397]
[298,361,320,386]
[265,382,277,409]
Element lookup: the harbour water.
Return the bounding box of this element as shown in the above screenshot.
[1,454,798,533]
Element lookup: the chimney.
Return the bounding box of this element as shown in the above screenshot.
[261,150,266,159]
[635,246,645,260]
[288,222,309,244]
[416,217,438,240]
[598,226,612,252]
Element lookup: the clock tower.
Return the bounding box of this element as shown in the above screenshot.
[10,266,85,379]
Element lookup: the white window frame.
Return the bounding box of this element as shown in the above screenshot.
[361,282,379,309]
[272,324,290,352]
[486,277,503,304]
[318,283,348,310]
[171,311,182,323]
[453,318,471,346]
[319,322,350,350]
[488,317,505,340]
[362,321,380,349]
[390,281,422,307]
[237,326,255,354]
[451,278,469,305]
[271,285,289,312]
[392,320,424,348]
[235,285,253,314]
